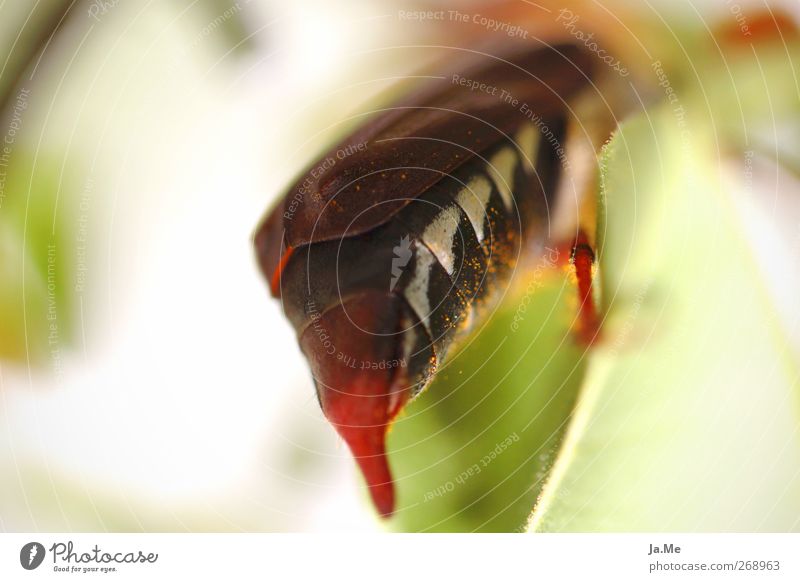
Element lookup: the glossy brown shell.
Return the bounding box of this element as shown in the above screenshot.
[255,43,594,295]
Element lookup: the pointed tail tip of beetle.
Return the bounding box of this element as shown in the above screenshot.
[296,292,428,518]
[331,414,396,518]
[312,368,402,518]
[313,368,400,517]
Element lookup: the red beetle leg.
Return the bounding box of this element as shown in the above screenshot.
[570,231,600,345]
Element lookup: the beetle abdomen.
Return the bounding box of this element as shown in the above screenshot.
[282,118,562,360]
[255,43,589,516]
[269,119,565,515]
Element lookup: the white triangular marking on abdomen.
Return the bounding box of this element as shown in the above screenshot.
[403,243,436,333]
[487,147,517,210]
[516,124,540,175]
[456,174,492,243]
[420,204,461,275]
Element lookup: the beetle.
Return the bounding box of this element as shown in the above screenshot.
[254,42,614,517]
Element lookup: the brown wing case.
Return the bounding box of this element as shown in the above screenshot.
[255,43,594,296]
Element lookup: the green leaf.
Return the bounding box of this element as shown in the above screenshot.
[0,152,77,363]
[528,104,800,532]
[387,265,587,532]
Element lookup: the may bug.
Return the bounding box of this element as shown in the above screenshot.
[254,42,608,517]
